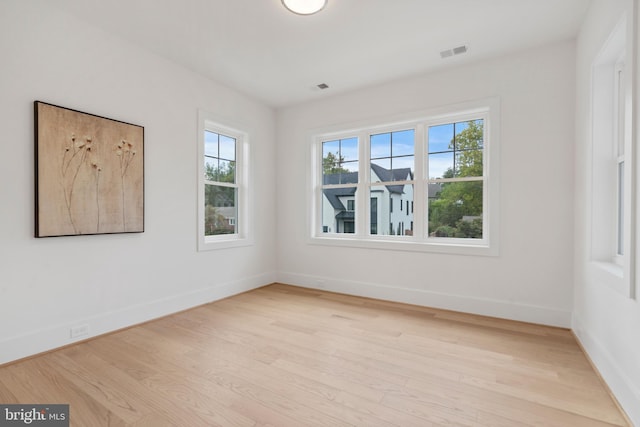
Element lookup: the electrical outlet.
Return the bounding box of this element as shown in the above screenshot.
[70,324,89,339]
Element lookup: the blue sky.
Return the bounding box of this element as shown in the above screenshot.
[204,131,236,180]
[321,120,482,180]
[205,130,236,161]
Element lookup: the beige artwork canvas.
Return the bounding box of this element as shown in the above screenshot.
[35,101,144,237]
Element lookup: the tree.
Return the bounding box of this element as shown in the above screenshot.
[204,205,232,235]
[453,120,483,178]
[205,162,235,183]
[323,152,350,175]
[429,120,483,237]
[204,162,236,235]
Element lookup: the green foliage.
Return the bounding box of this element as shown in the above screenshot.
[204,205,233,235]
[455,217,483,238]
[429,120,484,238]
[433,225,456,237]
[323,152,350,175]
[204,162,236,235]
[454,120,483,178]
[205,161,235,183]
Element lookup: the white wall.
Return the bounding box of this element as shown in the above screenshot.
[276,42,576,328]
[573,0,640,424]
[0,0,277,364]
[1,2,638,421]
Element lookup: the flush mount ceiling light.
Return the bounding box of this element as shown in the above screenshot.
[282,0,327,15]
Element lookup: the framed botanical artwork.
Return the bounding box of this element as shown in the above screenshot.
[34,101,144,237]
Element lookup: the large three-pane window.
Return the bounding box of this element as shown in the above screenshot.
[313,101,498,255]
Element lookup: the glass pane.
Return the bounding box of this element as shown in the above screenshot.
[323,140,340,159]
[323,165,358,186]
[323,138,358,184]
[204,131,218,157]
[428,123,454,153]
[428,152,454,179]
[428,180,483,239]
[219,135,236,161]
[341,137,358,162]
[392,155,414,178]
[455,148,483,177]
[204,157,218,180]
[392,130,414,156]
[217,160,235,183]
[370,196,379,235]
[454,121,470,135]
[455,119,484,151]
[205,185,237,235]
[341,160,359,173]
[322,187,357,234]
[370,184,413,236]
[370,133,391,158]
[618,161,624,255]
[371,158,391,183]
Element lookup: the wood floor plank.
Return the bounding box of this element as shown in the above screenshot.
[0,284,630,426]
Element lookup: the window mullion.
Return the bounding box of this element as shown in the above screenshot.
[413,124,426,241]
[357,131,369,237]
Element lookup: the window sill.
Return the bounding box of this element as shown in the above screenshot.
[309,235,498,257]
[589,261,632,297]
[198,236,254,251]
[592,261,624,279]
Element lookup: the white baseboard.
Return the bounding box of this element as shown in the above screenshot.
[277,271,572,328]
[0,272,276,366]
[573,315,640,427]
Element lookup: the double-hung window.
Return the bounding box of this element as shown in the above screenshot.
[590,16,635,298]
[321,137,358,234]
[427,117,485,239]
[312,99,499,256]
[370,129,415,237]
[614,59,626,261]
[198,111,250,250]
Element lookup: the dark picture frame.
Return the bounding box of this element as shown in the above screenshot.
[34,101,144,237]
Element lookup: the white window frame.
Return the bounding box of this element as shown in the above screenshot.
[613,59,626,264]
[589,14,635,298]
[424,112,489,245]
[309,98,500,256]
[197,110,252,251]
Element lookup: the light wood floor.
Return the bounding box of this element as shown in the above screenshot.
[0,284,630,427]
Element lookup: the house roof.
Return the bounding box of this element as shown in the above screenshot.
[324,166,442,209]
[322,171,358,185]
[323,187,356,210]
[370,164,412,195]
[323,164,412,201]
[335,211,355,220]
[428,182,443,198]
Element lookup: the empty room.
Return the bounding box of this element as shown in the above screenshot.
[0,0,639,426]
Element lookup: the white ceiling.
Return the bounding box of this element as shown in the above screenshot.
[55,0,590,108]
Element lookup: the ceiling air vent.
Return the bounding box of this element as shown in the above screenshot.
[317,83,329,90]
[440,45,468,59]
